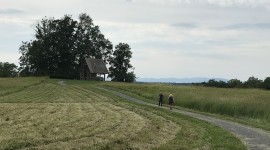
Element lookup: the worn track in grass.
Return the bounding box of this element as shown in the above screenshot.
[97,87,270,150]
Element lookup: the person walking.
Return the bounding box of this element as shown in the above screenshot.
[168,94,174,110]
[158,92,164,107]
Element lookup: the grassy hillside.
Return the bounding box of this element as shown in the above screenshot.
[0,77,46,96]
[0,77,245,149]
[99,82,270,131]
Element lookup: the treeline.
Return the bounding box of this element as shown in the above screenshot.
[195,76,270,90]
[0,62,17,77]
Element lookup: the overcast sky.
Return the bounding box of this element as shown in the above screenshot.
[1,0,270,81]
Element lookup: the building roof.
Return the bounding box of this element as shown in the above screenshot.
[85,58,109,74]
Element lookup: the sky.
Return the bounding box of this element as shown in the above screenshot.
[0,0,270,81]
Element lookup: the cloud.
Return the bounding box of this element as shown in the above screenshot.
[224,23,270,30]
[0,8,25,14]
[171,23,198,28]
[130,0,270,9]
[0,52,20,65]
[0,16,36,28]
[206,0,270,8]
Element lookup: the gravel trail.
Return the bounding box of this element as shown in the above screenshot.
[97,87,270,150]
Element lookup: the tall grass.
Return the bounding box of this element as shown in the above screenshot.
[100,82,270,122]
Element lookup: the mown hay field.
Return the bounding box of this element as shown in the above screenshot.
[99,82,270,131]
[0,77,245,149]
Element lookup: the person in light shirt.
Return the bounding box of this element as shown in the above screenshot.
[168,94,175,110]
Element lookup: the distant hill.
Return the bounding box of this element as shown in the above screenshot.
[136,77,228,83]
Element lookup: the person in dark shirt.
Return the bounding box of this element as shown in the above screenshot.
[158,93,164,107]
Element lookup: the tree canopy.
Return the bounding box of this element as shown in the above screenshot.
[108,43,136,82]
[19,13,113,79]
[19,13,135,82]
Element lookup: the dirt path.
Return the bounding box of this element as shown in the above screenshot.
[97,87,270,150]
[58,80,66,86]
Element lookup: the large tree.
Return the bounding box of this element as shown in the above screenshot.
[243,76,263,88]
[0,62,17,77]
[19,13,112,79]
[227,79,242,88]
[108,43,136,82]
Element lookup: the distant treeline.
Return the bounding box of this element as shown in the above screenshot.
[193,76,270,90]
[0,62,17,77]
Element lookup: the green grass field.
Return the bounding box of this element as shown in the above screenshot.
[99,82,270,131]
[0,77,246,149]
[0,77,45,97]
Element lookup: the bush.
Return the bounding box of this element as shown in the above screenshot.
[263,77,270,90]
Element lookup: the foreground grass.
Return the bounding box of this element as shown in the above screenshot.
[98,82,270,131]
[0,78,246,149]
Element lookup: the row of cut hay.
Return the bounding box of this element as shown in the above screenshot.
[0,77,46,96]
[0,82,180,149]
